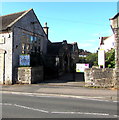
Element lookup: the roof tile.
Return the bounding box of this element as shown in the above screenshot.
[0,9,31,31]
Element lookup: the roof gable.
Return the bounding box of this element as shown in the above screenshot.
[110,12,119,20]
[0,8,33,31]
[47,41,78,55]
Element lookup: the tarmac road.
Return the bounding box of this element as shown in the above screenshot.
[1,83,118,101]
[2,92,118,118]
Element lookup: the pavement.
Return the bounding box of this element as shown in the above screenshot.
[1,73,118,101]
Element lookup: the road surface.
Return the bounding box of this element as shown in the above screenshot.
[1,92,118,118]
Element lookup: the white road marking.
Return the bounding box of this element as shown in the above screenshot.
[1,102,118,117]
[51,111,110,116]
[14,104,49,113]
[51,111,118,118]
[1,102,49,113]
[25,94,119,103]
[1,103,12,106]
[113,101,118,103]
[2,91,118,103]
[114,115,118,117]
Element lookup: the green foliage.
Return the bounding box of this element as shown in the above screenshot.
[78,49,92,65]
[78,57,86,63]
[105,49,115,68]
[79,52,98,67]
[79,48,115,68]
[86,52,98,66]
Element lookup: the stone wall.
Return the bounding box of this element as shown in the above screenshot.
[84,68,114,87]
[16,66,43,84]
[110,13,119,88]
[14,9,48,54]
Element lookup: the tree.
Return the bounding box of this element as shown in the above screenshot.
[105,49,115,68]
[78,49,98,67]
[79,48,115,68]
[78,49,91,63]
[85,52,98,67]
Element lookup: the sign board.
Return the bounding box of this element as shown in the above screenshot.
[98,49,105,67]
[76,63,89,72]
[19,54,30,66]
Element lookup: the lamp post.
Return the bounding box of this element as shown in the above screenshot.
[56,56,59,79]
[72,56,76,81]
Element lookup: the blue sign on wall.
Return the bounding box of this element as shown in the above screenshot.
[19,54,30,66]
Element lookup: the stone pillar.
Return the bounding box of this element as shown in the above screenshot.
[114,28,119,68]
[110,13,119,88]
[114,28,119,88]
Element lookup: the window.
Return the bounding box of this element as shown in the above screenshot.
[30,36,34,43]
[27,34,30,43]
[0,36,5,44]
[34,36,37,41]
[21,31,42,54]
[22,44,25,54]
[26,44,30,53]
[112,42,115,47]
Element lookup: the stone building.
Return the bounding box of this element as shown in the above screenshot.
[84,13,119,88]
[45,40,79,78]
[0,9,49,84]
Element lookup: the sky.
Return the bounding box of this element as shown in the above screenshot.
[1,2,118,52]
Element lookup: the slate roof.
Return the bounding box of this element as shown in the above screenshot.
[110,12,119,20]
[47,41,76,55]
[100,36,110,45]
[47,42,63,55]
[0,9,32,31]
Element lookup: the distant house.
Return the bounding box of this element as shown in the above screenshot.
[79,49,91,57]
[0,9,49,84]
[99,34,115,52]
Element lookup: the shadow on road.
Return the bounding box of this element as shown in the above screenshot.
[42,72,85,83]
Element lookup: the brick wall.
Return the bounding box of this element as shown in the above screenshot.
[16,67,43,84]
[84,68,114,87]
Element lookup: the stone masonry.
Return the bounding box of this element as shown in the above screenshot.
[84,68,114,87]
[110,13,119,88]
[16,67,43,84]
[85,13,119,88]
[0,9,49,84]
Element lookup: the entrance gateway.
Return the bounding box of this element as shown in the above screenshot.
[0,49,5,84]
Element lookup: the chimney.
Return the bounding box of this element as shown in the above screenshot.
[63,40,67,44]
[43,22,49,39]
